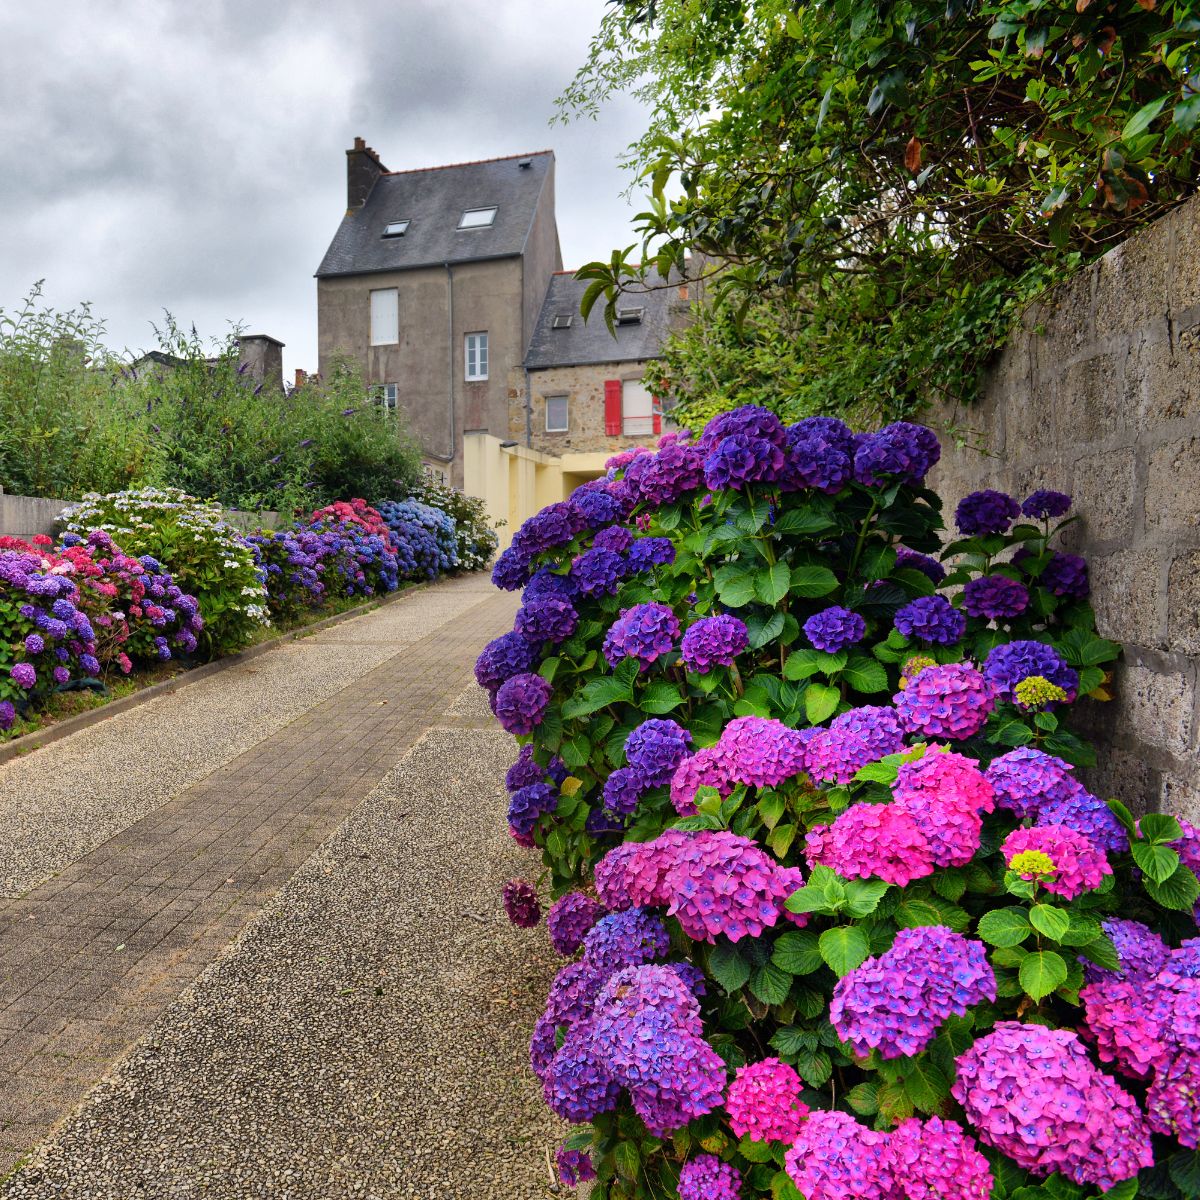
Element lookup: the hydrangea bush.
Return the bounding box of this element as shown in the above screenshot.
[376,498,459,578]
[59,487,268,658]
[398,471,499,571]
[477,408,1200,1198]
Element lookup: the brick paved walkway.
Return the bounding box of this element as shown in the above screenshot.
[0,576,517,1180]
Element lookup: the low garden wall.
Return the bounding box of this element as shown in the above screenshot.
[930,192,1200,822]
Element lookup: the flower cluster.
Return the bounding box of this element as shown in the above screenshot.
[725,1058,809,1144]
[831,926,996,1058]
[983,639,1078,702]
[678,1154,742,1200]
[547,892,605,956]
[893,595,965,645]
[806,706,903,785]
[1001,824,1111,900]
[376,498,459,577]
[955,489,1021,536]
[680,614,749,672]
[893,662,994,740]
[502,879,540,928]
[603,602,680,669]
[804,605,865,653]
[492,672,553,735]
[962,574,1028,620]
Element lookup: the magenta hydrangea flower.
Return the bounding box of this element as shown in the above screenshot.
[1147,1048,1200,1148]
[893,595,966,646]
[502,879,540,928]
[725,1057,809,1143]
[892,748,994,866]
[887,1116,993,1200]
[1080,979,1164,1079]
[806,802,933,887]
[720,716,810,788]
[807,706,903,785]
[9,662,36,690]
[680,614,749,673]
[556,1145,596,1188]
[602,602,680,670]
[953,1022,1154,1188]
[492,671,553,735]
[663,830,801,942]
[963,574,1029,620]
[625,718,693,788]
[984,747,1077,819]
[831,926,995,1059]
[894,662,994,740]
[785,1110,896,1200]
[804,606,866,653]
[547,892,605,957]
[670,745,735,815]
[678,1154,742,1200]
[1002,824,1111,900]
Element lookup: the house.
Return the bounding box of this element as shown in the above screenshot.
[511,269,687,455]
[315,138,562,486]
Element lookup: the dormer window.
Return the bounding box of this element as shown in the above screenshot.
[616,307,645,326]
[458,206,497,230]
[551,314,572,330]
[382,220,410,238]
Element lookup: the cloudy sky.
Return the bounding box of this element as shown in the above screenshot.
[0,1,648,377]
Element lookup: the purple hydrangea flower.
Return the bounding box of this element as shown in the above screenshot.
[830,926,995,1058]
[9,663,36,690]
[502,879,540,928]
[678,1154,742,1200]
[852,422,941,486]
[602,603,680,670]
[511,502,581,557]
[895,547,946,584]
[514,596,578,645]
[955,489,1021,536]
[542,1023,621,1122]
[582,908,671,980]
[680,614,749,673]
[704,435,787,490]
[491,543,531,591]
[1038,782,1129,853]
[806,708,904,785]
[625,718,693,788]
[1041,552,1089,599]
[492,672,553,735]
[780,425,854,494]
[953,1022,1154,1188]
[1082,918,1170,986]
[571,547,628,597]
[697,405,787,450]
[507,782,559,837]
[556,1146,596,1188]
[804,606,865,653]
[1022,489,1072,519]
[547,892,605,957]
[893,595,966,645]
[505,744,545,792]
[985,746,1078,819]
[962,574,1029,620]
[894,662,994,740]
[636,441,705,505]
[474,632,538,692]
[984,640,1078,702]
[625,536,675,573]
[23,634,44,656]
[602,767,645,817]
[79,654,100,675]
[569,485,624,530]
[0,701,15,731]
[720,716,811,788]
[53,666,70,685]
[522,567,577,603]
[593,525,634,554]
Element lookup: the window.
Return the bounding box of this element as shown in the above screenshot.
[458,206,497,229]
[382,220,410,238]
[374,383,399,415]
[465,332,488,381]
[369,288,398,345]
[616,307,644,326]
[545,395,569,433]
[621,380,655,436]
[551,314,572,330]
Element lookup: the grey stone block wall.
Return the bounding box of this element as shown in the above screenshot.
[929,193,1200,823]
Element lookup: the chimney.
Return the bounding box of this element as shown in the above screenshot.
[294,368,308,391]
[347,136,386,211]
[237,335,285,392]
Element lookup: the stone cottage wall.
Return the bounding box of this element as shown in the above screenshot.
[929,193,1200,822]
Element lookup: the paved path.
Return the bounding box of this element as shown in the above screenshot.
[0,576,561,1195]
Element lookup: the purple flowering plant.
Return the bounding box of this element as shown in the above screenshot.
[472,407,1200,1198]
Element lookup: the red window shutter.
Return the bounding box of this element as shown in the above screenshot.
[604,380,623,436]
[652,395,662,435]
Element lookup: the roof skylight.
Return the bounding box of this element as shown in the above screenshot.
[616,307,645,325]
[458,206,498,230]
[551,314,572,329]
[382,220,410,238]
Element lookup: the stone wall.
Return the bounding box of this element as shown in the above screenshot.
[0,491,279,538]
[929,193,1200,823]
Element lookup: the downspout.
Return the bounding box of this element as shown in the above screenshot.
[523,366,533,448]
[443,262,456,465]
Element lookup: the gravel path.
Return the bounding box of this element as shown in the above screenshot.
[0,580,492,897]
[3,718,564,1199]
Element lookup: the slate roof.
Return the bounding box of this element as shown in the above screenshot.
[523,272,678,370]
[315,151,554,278]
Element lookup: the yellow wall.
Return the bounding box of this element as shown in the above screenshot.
[463,432,610,550]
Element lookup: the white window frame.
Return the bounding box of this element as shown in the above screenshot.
[374,382,399,416]
[369,288,399,346]
[458,206,497,229]
[545,394,569,433]
[465,332,489,381]
[381,220,410,238]
[622,379,655,436]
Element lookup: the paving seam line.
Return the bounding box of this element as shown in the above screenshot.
[0,578,452,768]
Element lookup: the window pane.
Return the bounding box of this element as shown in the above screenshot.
[622,380,654,435]
[369,289,398,345]
[546,396,568,432]
[458,207,497,229]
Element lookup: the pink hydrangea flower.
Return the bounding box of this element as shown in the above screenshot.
[720,715,810,788]
[893,662,994,740]
[805,802,934,887]
[887,1116,993,1200]
[890,750,993,868]
[785,1110,896,1200]
[1002,824,1111,900]
[670,745,735,816]
[725,1057,809,1144]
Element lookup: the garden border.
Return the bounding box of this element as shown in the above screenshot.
[0,580,433,767]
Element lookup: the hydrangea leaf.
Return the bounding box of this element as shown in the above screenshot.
[745,610,786,650]
[562,676,634,718]
[794,1048,833,1087]
[1029,904,1071,942]
[638,681,685,715]
[613,1140,640,1180]
[773,507,836,536]
[755,561,792,606]
[1140,813,1185,845]
[738,1135,775,1163]
[847,1081,880,1116]
[772,930,823,975]
[1144,862,1200,911]
[713,562,757,607]
[818,925,870,976]
[1132,842,1181,884]
[789,564,839,598]
[901,1056,951,1113]
[708,941,752,993]
[843,879,890,918]
[977,907,1033,947]
[749,961,792,1006]
[783,648,847,680]
[805,681,841,724]
[840,656,888,693]
[1019,949,1068,1000]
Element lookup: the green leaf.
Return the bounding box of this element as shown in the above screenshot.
[1175,93,1200,134]
[756,561,792,606]
[783,648,847,680]
[805,681,841,724]
[772,930,824,975]
[854,759,900,784]
[1139,813,1184,844]
[774,507,836,536]
[750,961,793,1006]
[714,563,757,607]
[1107,798,1138,836]
[769,1025,813,1057]
[902,1057,951,1113]
[709,941,751,993]
[794,1048,833,1087]
[1028,904,1071,942]
[1132,841,1181,884]
[840,655,889,693]
[561,675,633,718]
[745,609,786,650]
[847,1081,879,1116]
[1123,95,1169,142]
[613,1140,640,1181]
[895,896,963,930]
[991,719,1034,747]
[638,681,686,715]
[844,879,891,918]
[738,1134,775,1163]
[1078,933,1121,973]
[977,907,1032,947]
[1145,862,1200,911]
[818,926,870,976]
[1058,911,1103,947]
[1020,950,1068,1000]
[790,564,839,598]
[1168,1148,1200,1195]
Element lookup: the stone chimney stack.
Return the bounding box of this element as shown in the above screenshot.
[237,335,285,392]
[347,136,386,211]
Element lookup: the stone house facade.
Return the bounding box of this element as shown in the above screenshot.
[315,139,562,487]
